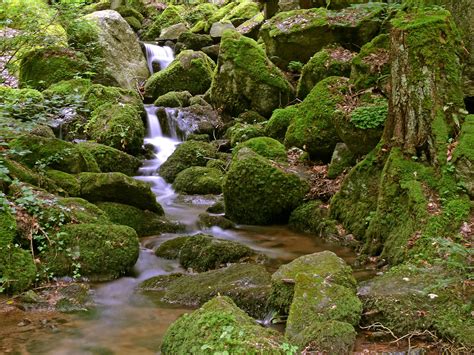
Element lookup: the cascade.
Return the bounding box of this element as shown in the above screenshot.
[143,43,174,75]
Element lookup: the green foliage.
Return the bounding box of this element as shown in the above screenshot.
[349,101,388,129]
[288,61,303,73]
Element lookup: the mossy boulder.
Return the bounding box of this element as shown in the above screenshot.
[43,78,92,98]
[236,12,265,40]
[44,169,81,196]
[452,115,474,198]
[158,140,217,183]
[83,10,149,90]
[173,167,223,195]
[142,5,184,41]
[0,245,36,294]
[286,273,362,339]
[96,202,183,236]
[77,142,142,176]
[154,91,192,108]
[292,320,357,353]
[83,83,142,112]
[0,209,18,246]
[220,1,261,27]
[226,123,265,147]
[197,213,235,230]
[86,102,145,155]
[161,296,285,354]
[78,172,163,213]
[285,76,347,161]
[58,197,111,225]
[237,111,266,124]
[0,87,44,121]
[264,105,299,142]
[260,3,385,68]
[155,234,258,272]
[327,143,356,178]
[144,50,215,100]
[333,94,387,156]
[268,251,356,315]
[359,264,474,347]
[9,135,100,174]
[177,31,213,51]
[140,264,271,318]
[19,47,90,91]
[232,137,287,162]
[223,148,308,225]
[159,23,189,41]
[297,46,355,99]
[210,30,293,117]
[288,200,339,238]
[41,223,139,281]
[309,0,374,9]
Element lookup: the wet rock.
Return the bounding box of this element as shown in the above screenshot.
[55,283,93,313]
[223,148,308,225]
[173,167,224,195]
[210,30,294,117]
[197,213,235,230]
[201,44,220,62]
[78,172,163,213]
[161,296,285,354]
[206,199,225,214]
[154,91,192,108]
[140,264,270,318]
[288,200,340,239]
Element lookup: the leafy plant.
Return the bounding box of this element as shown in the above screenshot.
[288,61,303,73]
[350,102,388,130]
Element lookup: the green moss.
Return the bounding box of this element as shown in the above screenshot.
[3,159,62,194]
[155,236,188,260]
[19,47,90,91]
[232,137,287,162]
[161,296,285,354]
[297,46,355,99]
[223,148,308,225]
[177,32,213,51]
[42,78,92,98]
[183,3,217,26]
[144,50,215,100]
[116,6,144,23]
[159,140,217,183]
[41,223,139,281]
[349,101,388,129]
[0,246,36,294]
[221,1,260,25]
[173,167,223,195]
[86,102,144,155]
[154,91,192,108]
[9,134,100,174]
[141,264,271,319]
[0,86,44,121]
[226,123,265,147]
[237,111,266,124]
[96,202,183,237]
[0,209,17,246]
[83,84,142,112]
[197,213,235,230]
[208,2,239,24]
[289,200,339,238]
[142,5,184,41]
[58,197,111,225]
[45,169,80,196]
[77,142,142,176]
[327,143,356,178]
[452,115,474,197]
[264,106,299,142]
[286,274,362,339]
[285,76,347,161]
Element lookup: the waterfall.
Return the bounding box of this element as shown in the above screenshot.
[144,43,174,75]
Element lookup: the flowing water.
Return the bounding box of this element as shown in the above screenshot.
[143,43,174,74]
[0,47,373,354]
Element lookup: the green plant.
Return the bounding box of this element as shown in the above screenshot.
[350,102,388,129]
[280,342,298,355]
[288,61,303,73]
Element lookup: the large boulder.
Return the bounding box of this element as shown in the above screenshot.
[144,50,215,100]
[260,3,385,68]
[210,30,294,118]
[223,148,308,225]
[264,105,299,142]
[83,10,149,89]
[139,264,271,318]
[232,137,287,162]
[41,223,139,281]
[173,167,224,195]
[78,172,163,213]
[158,140,217,183]
[161,296,285,354]
[142,5,183,41]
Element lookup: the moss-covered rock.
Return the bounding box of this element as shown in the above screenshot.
[41,223,139,281]
[207,200,225,214]
[58,197,111,225]
[0,209,17,246]
[226,123,265,147]
[268,251,356,315]
[452,115,474,198]
[350,33,390,92]
[155,234,258,272]
[220,1,260,26]
[9,134,100,174]
[297,46,355,100]
[197,213,235,230]
[210,30,293,117]
[161,296,286,354]
[177,31,213,51]
[223,148,308,225]
[77,142,141,176]
[0,245,36,294]
[144,50,215,100]
[236,11,264,40]
[78,172,163,213]
[142,5,184,41]
[327,143,356,178]
[288,200,339,238]
[140,264,271,318]
[86,102,144,155]
[359,264,474,347]
[292,320,357,353]
[96,201,183,237]
[153,91,192,108]
[19,47,90,91]
[0,86,44,121]
[83,83,142,112]
[158,140,217,183]
[285,76,346,161]
[232,137,287,162]
[43,78,92,98]
[264,105,299,142]
[260,3,385,68]
[237,111,266,124]
[44,169,80,196]
[173,167,223,195]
